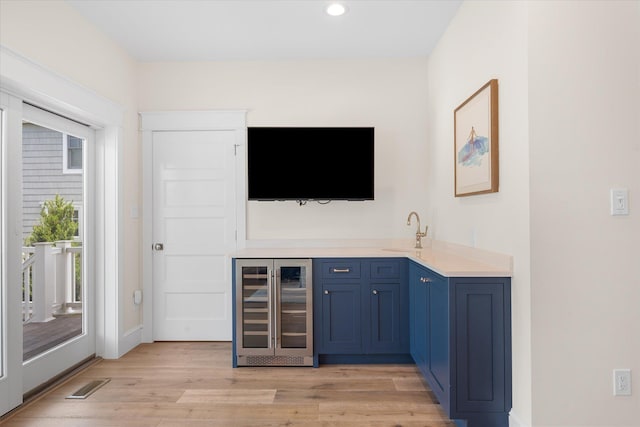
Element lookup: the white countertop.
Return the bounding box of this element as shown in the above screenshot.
[230,239,512,278]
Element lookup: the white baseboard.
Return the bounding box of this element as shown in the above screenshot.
[119,325,143,358]
[510,411,530,427]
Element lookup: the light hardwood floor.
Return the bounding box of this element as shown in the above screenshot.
[2,342,455,426]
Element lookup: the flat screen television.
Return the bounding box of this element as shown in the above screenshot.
[247,127,374,201]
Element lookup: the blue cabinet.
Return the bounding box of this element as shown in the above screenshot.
[409,261,512,427]
[314,258,410,364]
[234,254,512,425]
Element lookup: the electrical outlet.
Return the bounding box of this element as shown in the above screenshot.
[613,369,632,396]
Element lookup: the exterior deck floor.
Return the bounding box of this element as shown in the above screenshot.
[23,315,83,361]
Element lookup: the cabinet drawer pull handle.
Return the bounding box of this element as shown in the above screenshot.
[372,290,378,295]
[324,290,330,295]
[420,277,432,283]
[332,268,350,273]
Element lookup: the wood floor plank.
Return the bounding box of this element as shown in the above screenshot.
[2,418,161,427]
[273,389,437,405]
[393,376,428,391]
[177,389,277,404]
[2,342,455,427]
[318,401,449,422]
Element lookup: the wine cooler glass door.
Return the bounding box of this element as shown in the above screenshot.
[275,260,312,355]
[239,263,271,351]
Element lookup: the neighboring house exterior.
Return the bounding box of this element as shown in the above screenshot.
[22,123,83,244]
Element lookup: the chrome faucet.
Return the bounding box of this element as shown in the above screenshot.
[407,211,427,249]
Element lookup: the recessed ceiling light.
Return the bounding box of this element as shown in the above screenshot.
[326,3,346,17]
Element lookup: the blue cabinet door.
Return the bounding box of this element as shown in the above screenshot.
[453,278,511,418]
[410,263,451,412]
[320,282,362,354]
[409,263,428,372]
[368,282,405,353]
[427,276,450,411]
[366,259,408,355]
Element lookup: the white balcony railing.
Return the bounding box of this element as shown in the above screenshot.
[21,240,82,324]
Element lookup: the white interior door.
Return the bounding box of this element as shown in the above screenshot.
[152,130,236,341]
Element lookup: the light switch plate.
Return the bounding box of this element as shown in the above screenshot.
[610,188,629,215]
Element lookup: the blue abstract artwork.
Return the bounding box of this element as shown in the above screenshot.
[457,126,488,167]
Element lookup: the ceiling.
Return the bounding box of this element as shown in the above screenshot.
[66,0,462,62]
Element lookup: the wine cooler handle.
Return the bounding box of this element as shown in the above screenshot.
[273,268,280,349]
[267,269,273,350]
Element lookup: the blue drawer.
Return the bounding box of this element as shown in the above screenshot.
[321,261,361,279]
[370,260,401,279]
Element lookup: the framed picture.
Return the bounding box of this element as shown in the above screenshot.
[454,79,499,197]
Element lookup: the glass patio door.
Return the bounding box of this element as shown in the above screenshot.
[20,104,95,394]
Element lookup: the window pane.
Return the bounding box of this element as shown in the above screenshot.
[68,149,82,169]
[67,135,83,169]
[23,123,84,361]
[67,136,82,148]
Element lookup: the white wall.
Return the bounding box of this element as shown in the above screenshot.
[137,59,430,240]
[426,1,532,424]
[528,1,640,425]
[428,0,640,426]
[0,0,142,333]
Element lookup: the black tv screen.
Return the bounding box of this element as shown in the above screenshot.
[247,127,374,201]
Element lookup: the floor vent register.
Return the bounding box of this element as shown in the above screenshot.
[66,378,110,399]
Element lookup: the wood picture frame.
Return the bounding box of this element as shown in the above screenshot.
[454,79,499,197]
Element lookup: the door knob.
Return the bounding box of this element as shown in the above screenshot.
[153,243,164,251]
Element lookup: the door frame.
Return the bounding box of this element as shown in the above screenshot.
[0,45,125,415]
[140,111,247,343]
[0,91,24,415]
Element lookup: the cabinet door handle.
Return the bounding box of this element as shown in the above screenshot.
[372,289,378,295]
[324,290,330,295]
[332,268,350,273]
[420,277,432,283]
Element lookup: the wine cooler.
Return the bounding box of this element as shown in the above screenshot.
[234,259,313,366]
